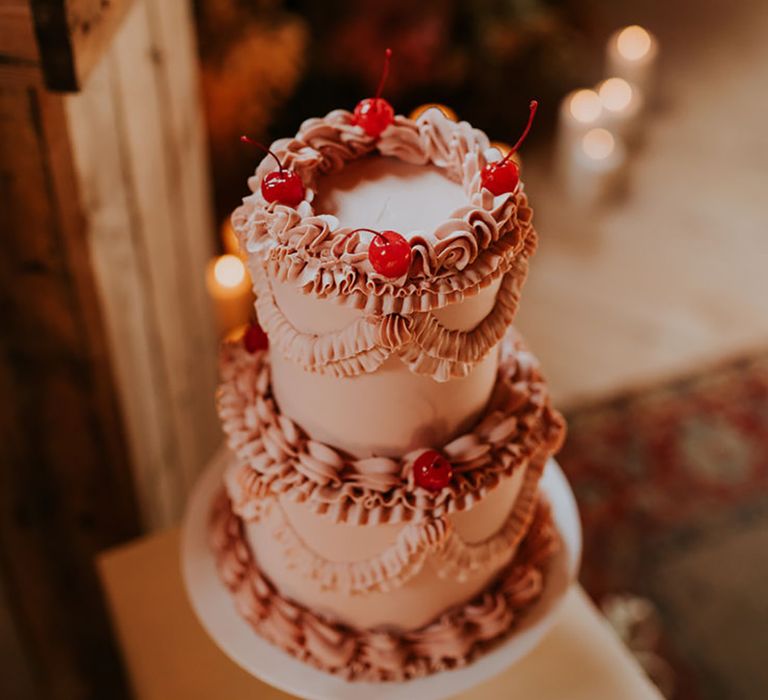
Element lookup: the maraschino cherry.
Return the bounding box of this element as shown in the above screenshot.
[243,321,269,353]
[413,450,454,492]
[351,228,412,278]
[481,100,538,196]
[240,135,305,207]
[353,48,395,138]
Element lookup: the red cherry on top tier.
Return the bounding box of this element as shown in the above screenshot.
[481,100,538,196]
[351,228,412,278]
[240,135,305,207]
[413,450,454,492]
[353,48,395,138]
[243,321,269,353]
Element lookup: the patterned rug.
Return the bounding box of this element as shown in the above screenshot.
[558,353,768,700]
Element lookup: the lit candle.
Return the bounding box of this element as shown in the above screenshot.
[556,88,603,179]
[597,77,644,145]
[562,127,627,210]
[408,103,458,121]
[205,254,254,337]
[220,217,242,257]
[606,25,658,97]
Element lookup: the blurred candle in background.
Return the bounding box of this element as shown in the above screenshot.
[220,217,242,257]
[562,127,627,210]
[206,254,253,337]
[597,78,644,145]
[606,25,658,98]
[557,89,603,179]
[409,103,458,121]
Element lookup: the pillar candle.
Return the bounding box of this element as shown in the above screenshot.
[205,254,253,337]
[562,128,627,210]
[557,89,604,180]
[220,217,242,257]
[597,78,645,146]
[606,25,659,98]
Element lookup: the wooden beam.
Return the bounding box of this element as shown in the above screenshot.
[29,0,136,91]
[0,1,218,694]
[0,74,139,699]
[27,0,75,89]
[64,0,220,527]
[0,3,39,65]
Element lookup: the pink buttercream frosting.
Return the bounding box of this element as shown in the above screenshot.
[252,259,528,382]
[212,98,566,682]
[232,462,537,596]
[210,492,558,681]
[231,108,536,315]
[218,331,565,526]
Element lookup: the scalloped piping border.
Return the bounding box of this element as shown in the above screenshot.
[209,491,558,682]
[254,262,526,382]
[243,456,540,596]
[218,335,565,526]
[232,108,537,315]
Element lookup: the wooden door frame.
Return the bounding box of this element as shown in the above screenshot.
[0,65,139,700]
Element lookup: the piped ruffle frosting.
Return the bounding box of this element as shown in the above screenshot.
[252,260,528,381]
[218,332,565,526]
[236,455,540,596]
[231,108,536,316]
[210,492,558,682]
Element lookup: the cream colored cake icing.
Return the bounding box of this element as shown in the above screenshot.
[314,157,465,233]
[212,101,565,681]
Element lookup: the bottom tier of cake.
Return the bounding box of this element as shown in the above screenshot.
[209,493,558,682]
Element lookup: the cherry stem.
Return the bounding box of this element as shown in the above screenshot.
[240,135,284,173]
[349,227,387,242]
[501,100,539,165]
[374,48,393,102]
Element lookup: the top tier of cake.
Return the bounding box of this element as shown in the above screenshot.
[233,108,536,457]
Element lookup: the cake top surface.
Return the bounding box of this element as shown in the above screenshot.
[232,108,536,314]
[313,157,465,235]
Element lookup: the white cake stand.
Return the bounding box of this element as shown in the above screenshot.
[181,451,582,700]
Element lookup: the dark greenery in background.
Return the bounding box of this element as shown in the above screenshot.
[196,0,605,222]
[281,0,598,134]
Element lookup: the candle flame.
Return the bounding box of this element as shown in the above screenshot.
[213,255,246,288]
[569,90,602,124]
[617,26,652,61]
[582,128,615,160]
[220,218,242,257]
[599,78,634,112]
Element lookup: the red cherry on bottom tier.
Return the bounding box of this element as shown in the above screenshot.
[243,322,269,353]
[413,450,454,492]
